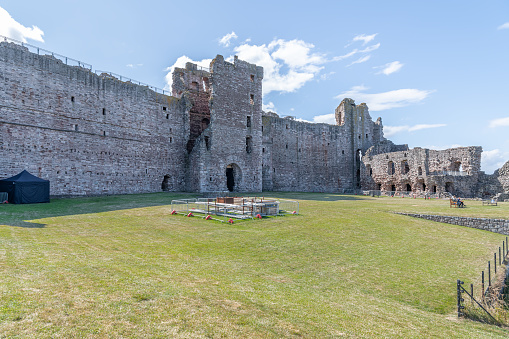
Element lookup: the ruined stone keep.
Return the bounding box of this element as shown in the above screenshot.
[0,40,508,198]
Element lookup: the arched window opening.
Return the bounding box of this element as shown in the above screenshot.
[388,161,395,175]
[401,161,410,174]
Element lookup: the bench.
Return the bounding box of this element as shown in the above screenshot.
[482,200,497,206]
[450,198,465,208]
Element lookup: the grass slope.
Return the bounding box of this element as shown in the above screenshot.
[0,192,508,338]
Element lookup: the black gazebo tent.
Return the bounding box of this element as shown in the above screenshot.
[0,170,50,204]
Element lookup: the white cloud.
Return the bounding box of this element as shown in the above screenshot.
[375,61,403,75]
[333,43,380,62]
[335,85,434,111]
[351,33,378,45]
[320,71,335,81]
[347,55,371,67]
[233,38,327,95]
[497,22,509,30]
[219,31,238,47]
[312,113,336,124]
[0,6,44,42]
[262,101,276,112]
[488,116,509,128]
[482,149,509,174]
[383,124,446,137]
[126,63,143,68]
[164,56,212,92]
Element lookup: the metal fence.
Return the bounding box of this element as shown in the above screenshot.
[1,34,92,69]
[457,237,509,324]
[0,34,171,96]
[95,70,169,95]
[170,197,299,222]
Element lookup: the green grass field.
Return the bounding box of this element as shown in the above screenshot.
[1,193,508,338]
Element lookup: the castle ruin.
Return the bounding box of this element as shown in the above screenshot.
[0,39,508,199]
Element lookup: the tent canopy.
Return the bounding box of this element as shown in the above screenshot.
[0,170,50,204]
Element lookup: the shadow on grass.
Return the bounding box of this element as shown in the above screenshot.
[0,192,199,228]
[251,192,367,202]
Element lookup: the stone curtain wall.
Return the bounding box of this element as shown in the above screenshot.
[396,212,509,235]
[0,42,188,195]
[262,99,387,192]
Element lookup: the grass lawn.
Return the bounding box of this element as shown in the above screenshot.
[1,192,508,338]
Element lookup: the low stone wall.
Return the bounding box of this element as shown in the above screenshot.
[396,212,509,235]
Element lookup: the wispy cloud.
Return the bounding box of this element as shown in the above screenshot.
[375,61,403,75]
[335,85,434,111]
[219,31,238,47]
[333,43,380,62]
[497,22,509,30]
[488,116,509,128]
[383,124,446,137]
[0,6,44,42]
[347,55,371,67]
[126,63,143,68]
[349,33,378,46]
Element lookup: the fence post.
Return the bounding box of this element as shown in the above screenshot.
[495,254,497,274]
[457,280,464,317]
[470,283,474,304]
[499,247,502,266]
[488,261,491,287]
[482,271,485,301]
[504,242,506,263]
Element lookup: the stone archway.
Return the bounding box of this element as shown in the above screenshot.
[225,163,242,192]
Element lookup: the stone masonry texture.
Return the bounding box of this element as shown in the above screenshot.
[0,40,508,197]
[396,213,509,236]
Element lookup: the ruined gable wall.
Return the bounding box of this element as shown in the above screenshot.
[262,99,388,192]
[362,146,483,196]
[0,42,187,195]
[187,56,264,192]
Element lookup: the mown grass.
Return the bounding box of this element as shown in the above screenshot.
[0,192,508,337]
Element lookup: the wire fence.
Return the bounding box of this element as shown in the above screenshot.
[95,70,169,95]
[1,34,92,69]
[0,34,171,96]
[457,237,509,324]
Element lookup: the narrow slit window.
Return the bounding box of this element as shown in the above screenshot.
[250,94,254,105]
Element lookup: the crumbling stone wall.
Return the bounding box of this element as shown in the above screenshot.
[362,146,483,197]
[172,63,211,153]
[1,40,508,197]
[0,42,187,195]
[262,98,388,192]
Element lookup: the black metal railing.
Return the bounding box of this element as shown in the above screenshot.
[1,34,92,69]
[457,237,509,324]
[1,34,170,96]
[95,70,168,95]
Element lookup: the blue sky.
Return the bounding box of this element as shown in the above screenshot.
[1,0,508,173]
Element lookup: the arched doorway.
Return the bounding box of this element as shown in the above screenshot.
[161,174,170,191]
[225,164,241,192]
